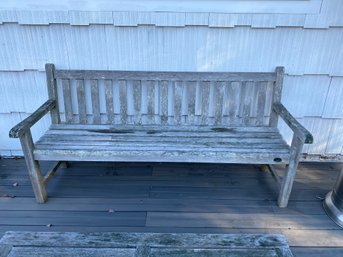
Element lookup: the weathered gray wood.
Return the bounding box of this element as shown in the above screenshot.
[11,65,313,207]
[241,82,251,126]
[269,66,284,127]
[207,81,216,125]
[62,79,73,123]
[180,82,188,124]
[0,244,12,257]
[228,82,240,126]
[33,149,290,164]
[126,80,135,124]
[9,100,56,138]
[160,81,168,125]
[35,141,289,152]
[154,81,161,124]
[214,81,224,125]
[140,80,148,124]
[55,70,277,82]
[6,247,134,257]
[273,103,313,144]
[278,135,304,208]
[194,81,202,125]
[256,82,267,126]
[45,63,60,124]
[113,80,121,123]
[43,161,63,185]
[39,134,286,144]
[49,124,280,133]
[35,142,290,152]
[0,231,290,249]
[76,80,87,124]
[19,130,47,203]
[105,80,114,124]
[266,164,281,189]
[90,80,101,124]
[167,81,175,125]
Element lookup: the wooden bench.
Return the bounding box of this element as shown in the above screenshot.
[9,64,313,207]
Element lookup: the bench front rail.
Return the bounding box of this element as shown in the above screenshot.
[9,64,312,207]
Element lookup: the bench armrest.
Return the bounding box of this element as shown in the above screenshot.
[9,99,56,138]
[273,103,313,144]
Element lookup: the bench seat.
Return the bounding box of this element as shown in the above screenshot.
[34,124,290,164]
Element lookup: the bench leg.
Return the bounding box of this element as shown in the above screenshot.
[61,161,70,169]
[277,135,304,208]
[20,131,47,203]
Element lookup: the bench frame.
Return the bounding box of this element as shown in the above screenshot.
[9,64,313,207]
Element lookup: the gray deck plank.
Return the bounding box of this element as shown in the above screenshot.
[291,247,343,257]
[145,212,339,230]
[0,211,146,227]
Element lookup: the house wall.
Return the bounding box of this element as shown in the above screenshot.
[0,0,342,159]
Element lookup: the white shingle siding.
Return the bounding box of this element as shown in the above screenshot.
[0,71,47,113]
[0,10,17,24]
[1,25,343,76]
[282,76,331,118]
[322,78,343,118]
[0,0,342,158]
[326,120,343,155]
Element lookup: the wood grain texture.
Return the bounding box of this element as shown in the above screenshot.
[269,66,284,127]
[0,232,293,257]
[76,80,87,124]
[19,131,47,203]
[9,100,56,138]
[43,161,63,185]
[54,70,277,81]
[273,103,313,144]
[278,135,304,208]
[62,79,73,123]
[103,80,113,124]
[45,63,60,124]
[90,80,101,124]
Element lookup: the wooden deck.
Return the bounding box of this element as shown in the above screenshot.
[0,158,342,256]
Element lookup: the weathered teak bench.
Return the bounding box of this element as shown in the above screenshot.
[9,64,313,207]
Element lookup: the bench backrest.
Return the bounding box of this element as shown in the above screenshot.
[46,64,284,127]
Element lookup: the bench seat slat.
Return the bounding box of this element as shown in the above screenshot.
[38,134,285,144]
[49,124,279,133]
[35,141,289,151]
[34,149,290,164]
[45,130,281,139]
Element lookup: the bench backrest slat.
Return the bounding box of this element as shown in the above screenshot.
[46,64,283,127]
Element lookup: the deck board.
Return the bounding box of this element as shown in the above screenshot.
[0,159,342,256]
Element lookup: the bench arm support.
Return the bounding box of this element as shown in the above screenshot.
[273,103,313,144]
[9,99,56,138]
